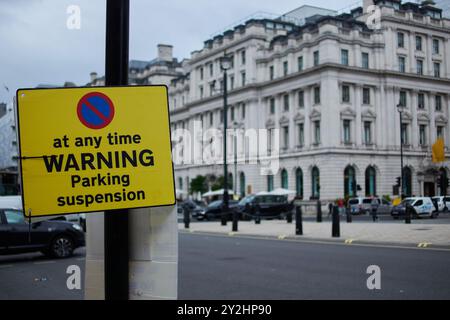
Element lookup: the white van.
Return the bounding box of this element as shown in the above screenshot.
[405,197,436,218]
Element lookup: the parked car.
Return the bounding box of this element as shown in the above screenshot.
[180,199,207,220]
[348,197,374,215]
[0,208,85,258]
[205,200,239,220]
[391,197,437,219]
[237,194,294,220]
[431,196,450,212]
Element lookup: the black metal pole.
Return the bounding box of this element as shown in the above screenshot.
[295,206,303,235]
[222,67,228,226]
[316,200,322,222]
[332,205,340,237]
[184,206,190,229]
[400,110,404,200]
[104,0,129,300]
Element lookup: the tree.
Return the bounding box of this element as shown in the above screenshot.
[190,175,208,195]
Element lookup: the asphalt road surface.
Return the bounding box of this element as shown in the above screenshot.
[0,234,449,299]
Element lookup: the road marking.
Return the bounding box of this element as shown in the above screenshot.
[181,231,450,252]
[344,239,355,244]
[228,232,235,236]
[278,235,287,240]
[33,261,56,265]
[417,242,432,248]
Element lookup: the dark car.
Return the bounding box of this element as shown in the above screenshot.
[237,194,294,220]
[205,200,239,220]
[0,209,85,258]
[180,200,207,220]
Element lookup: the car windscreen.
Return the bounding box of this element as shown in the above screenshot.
[362,199,372,204]
[239,196,254,205]
[348,199,359,205]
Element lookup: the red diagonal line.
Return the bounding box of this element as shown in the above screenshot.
[82,98,109,122]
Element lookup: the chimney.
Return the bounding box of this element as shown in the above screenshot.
[157,44,173,62]
[363,0,374,13]
[90,72,97,82]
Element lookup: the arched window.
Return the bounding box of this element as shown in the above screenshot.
[178,177,183,190]
[296,168,303,198]
[311,167,320,199]
[402,167,412,197]
[365,166,376,196]
[227,173,233,191]
[267,175,274,192]
[239,172,246,197]
[281,169,288,189]
[344,166,356,197]
[186,177,190,195]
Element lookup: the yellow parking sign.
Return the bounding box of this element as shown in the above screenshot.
[17,86,175,217]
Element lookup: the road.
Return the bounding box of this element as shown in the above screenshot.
[0,234,449,299]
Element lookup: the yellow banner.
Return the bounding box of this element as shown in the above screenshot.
[432,137,445,163]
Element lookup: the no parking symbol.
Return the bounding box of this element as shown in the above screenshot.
[77,92,115,129]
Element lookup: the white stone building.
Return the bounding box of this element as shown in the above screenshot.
[89,0,450,201]
[0,100,19,195]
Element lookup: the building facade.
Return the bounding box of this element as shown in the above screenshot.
[0,100,19,195]
[90,0,450,201]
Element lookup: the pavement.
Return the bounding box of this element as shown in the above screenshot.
[178,214,450,249]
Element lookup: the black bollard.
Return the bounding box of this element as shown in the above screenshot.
[316,200,322,222]
[286,210,293,223]
[232,209,238,232]
[183,207,190,229]
[295,206,303,235]
[405,204,411,224]
[255,206,261,224]
[332,205,340,237]
[346,207,352,223]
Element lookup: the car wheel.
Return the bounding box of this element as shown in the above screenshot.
[50,235,74,258]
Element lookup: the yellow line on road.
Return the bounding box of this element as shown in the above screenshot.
[417,242,432,248]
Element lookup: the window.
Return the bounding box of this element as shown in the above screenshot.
[363,88,371,105]
[415,60,423,76]
[269,98,275,114]
[311,167,320,199]
[437,126,444,139]
[199,67,204,80]
[283,126,289,149]
[418,93,425,109]
[364,121,372,144]
[342,85,350,103]
[419,125,427,145]
[241,103,246,119]
[230,75,234,90]
[298,56,303,71]
[283,61,288,76]
[298,90,304,108]
[344,166,356,197]
[209,63,213,77]
[269,66,274,80]
[230,106,235,121]
[210,83,215,96]
[398,56,406,73]
[5,210,25,224]
[436,95,442,111]
[415,36,422,51]
[343,120,351,144]
[314,86,320,104]
[239,172,246,197]
[401,123,408,145]
[313,51,319,66]
[241,50,246,65]
[209,112,213,125]
[362,52,369,69]
[178,177,183,190]
[397,32,404,48]
[433,39,440,54]
[314,120,321,144]
[283,94,289,112]
[281,169,288,189]
[220,110,223,123]
[341,49,349,65]
[298,123,304,146]
[241,72,246,86]
[399,91,407,107]
[434,62,440,78]
[296,168,303,198]
[199,85,204,99]
[267,175,274,192]
[365,166,376,196]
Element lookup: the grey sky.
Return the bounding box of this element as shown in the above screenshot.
[0,0,361,103]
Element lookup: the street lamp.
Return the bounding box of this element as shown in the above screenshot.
[397,103,406,200]
[220,54,232,226]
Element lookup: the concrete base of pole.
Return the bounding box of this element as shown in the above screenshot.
[84,205,178,300]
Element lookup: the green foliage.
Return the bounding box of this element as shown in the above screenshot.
[190,175,208,195]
